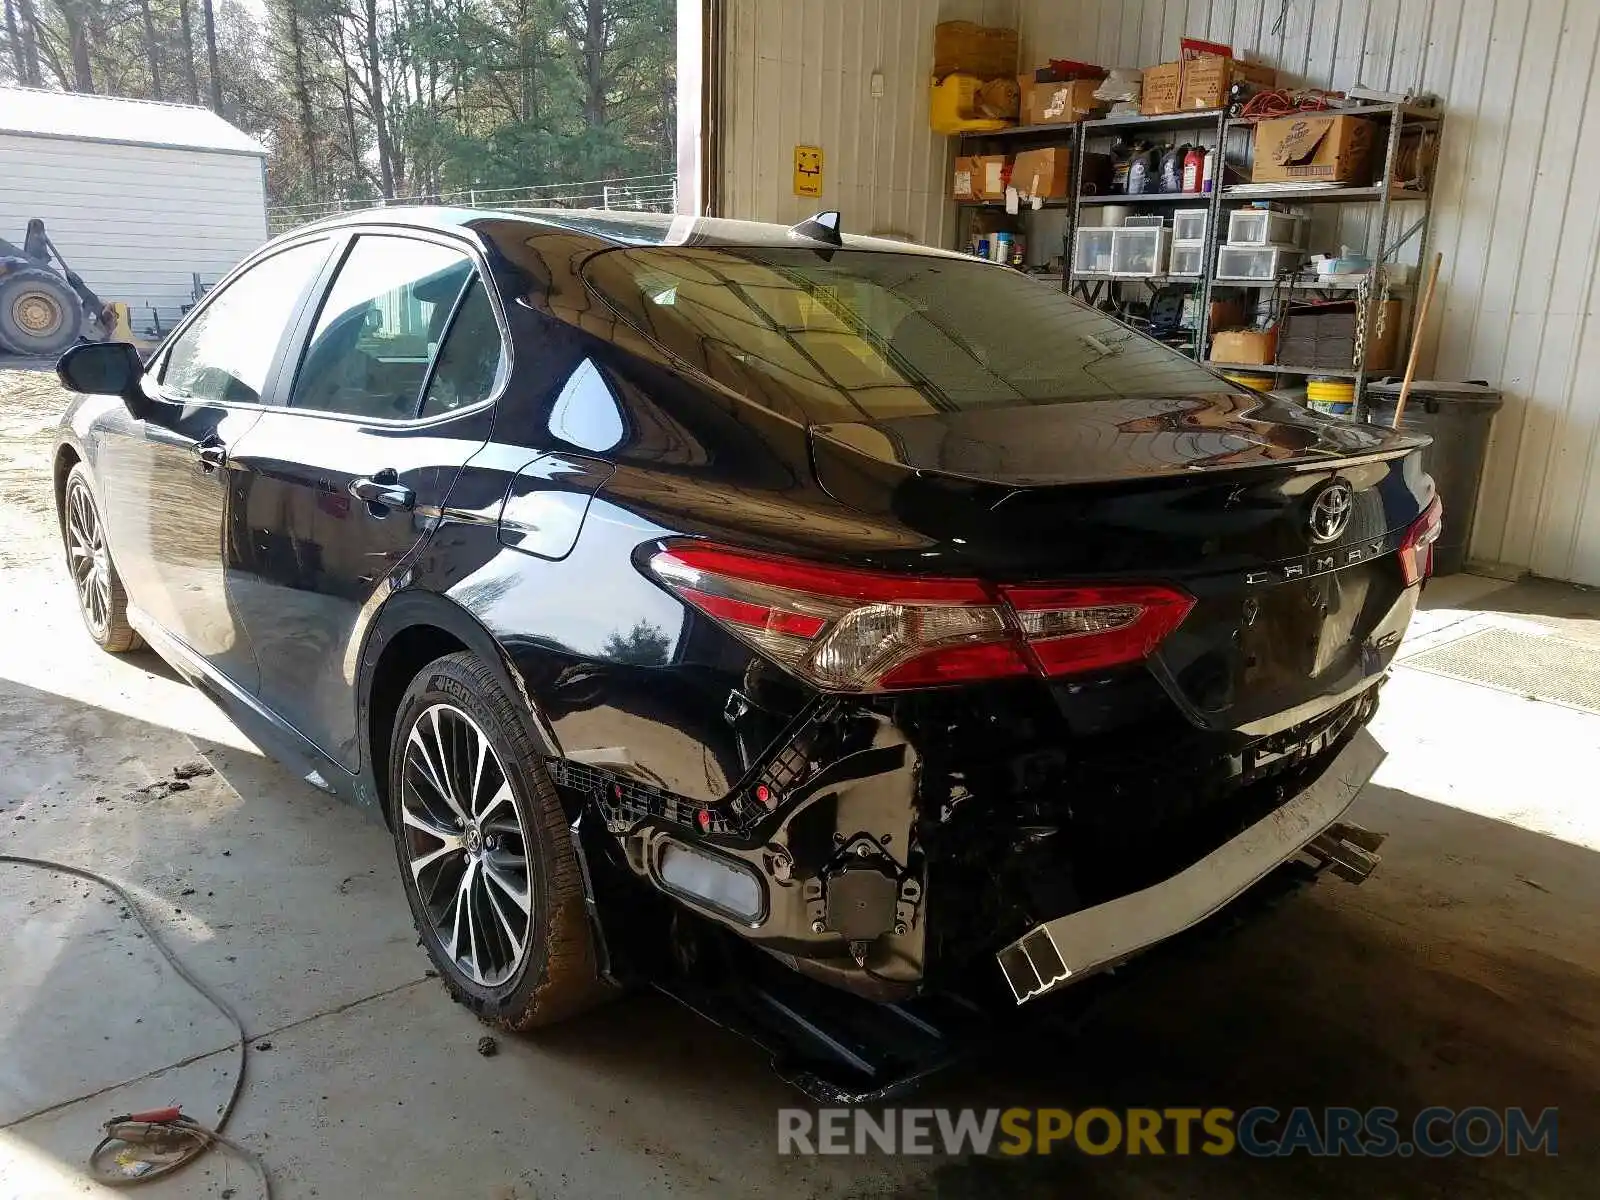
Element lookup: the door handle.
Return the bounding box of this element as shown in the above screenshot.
[349,473,415,511]
[191,439,227,471]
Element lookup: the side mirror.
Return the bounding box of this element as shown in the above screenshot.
[57,342,152,418]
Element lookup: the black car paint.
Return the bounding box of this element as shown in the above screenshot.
[54,207,1432,1007]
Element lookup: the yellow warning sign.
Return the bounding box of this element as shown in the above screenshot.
[794,145,823,197]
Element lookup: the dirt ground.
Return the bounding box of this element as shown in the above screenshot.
[1,363,1597,1197]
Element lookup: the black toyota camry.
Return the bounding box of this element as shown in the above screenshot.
[51,207,1438,1095]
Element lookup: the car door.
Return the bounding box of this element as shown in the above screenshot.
[224,229,508,772]
[94,236,333,691]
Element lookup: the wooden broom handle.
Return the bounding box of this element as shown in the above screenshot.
[1392,251,1443,429]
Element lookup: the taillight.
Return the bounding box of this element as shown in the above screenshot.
[1001,584,1197,676]
[647,543,1193,692]
[1398,497,1443,586]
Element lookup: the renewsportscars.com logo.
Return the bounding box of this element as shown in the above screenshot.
[778,1106,1559,1158]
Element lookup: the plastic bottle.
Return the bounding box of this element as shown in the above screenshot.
[1182,146,1205,192]
[1201,148,1216,194]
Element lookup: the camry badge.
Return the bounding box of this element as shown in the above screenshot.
[1309,480,1354,544]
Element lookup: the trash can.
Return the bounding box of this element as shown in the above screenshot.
[1365,380,1503,576]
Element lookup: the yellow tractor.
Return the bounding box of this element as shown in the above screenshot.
[0,219,115,358]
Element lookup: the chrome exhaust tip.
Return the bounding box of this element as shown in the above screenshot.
[1302,821,1386,884]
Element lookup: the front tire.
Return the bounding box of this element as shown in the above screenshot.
[61,464,140,652]
[389,651,609,1028]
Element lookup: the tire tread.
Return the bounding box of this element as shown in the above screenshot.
[391,651,611,1030]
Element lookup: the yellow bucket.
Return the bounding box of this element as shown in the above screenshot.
[1223,372,1277,391]
[1306,376,1356,415]
[1306,377,1356,403]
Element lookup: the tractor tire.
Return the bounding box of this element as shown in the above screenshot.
[0,268,84,358]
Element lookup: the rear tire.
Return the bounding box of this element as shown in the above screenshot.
[0,268,84,357]
[389,651,611,1028]
[61,464,141,653]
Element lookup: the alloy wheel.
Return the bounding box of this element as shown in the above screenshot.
[65,478,111,639]
[400,703,534,987]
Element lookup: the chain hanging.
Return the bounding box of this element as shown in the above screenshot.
[1352,271,1371,371]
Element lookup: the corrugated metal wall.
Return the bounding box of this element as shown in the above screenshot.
[717,0,1600,585]
[1029,0,1600,584]
[720,0,1016,246]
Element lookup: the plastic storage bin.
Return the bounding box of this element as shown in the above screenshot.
[1227,208,1304,247]
[1215,244,1301,281]
[1073,228,1117,275]
[1168,243,1204,276]
[1112,227,1171,276]
[1172,208,1209,242]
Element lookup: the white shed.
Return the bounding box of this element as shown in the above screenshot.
[0,87,268,333]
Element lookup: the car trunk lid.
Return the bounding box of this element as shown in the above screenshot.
[809,393,1433,735]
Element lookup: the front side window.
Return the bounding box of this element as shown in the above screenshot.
[162,240,328,405]
[291,235,474,420]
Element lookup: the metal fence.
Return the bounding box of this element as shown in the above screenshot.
[267,173,678,235]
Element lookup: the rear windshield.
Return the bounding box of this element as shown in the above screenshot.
[582,246,1237,424]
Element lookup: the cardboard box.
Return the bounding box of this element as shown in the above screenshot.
[1252,115,1375,185]
[934,21,1018,79]
[1019,77,1102,125]
[959,154,1010,201]
[1010,146,1072,198]
[1179,55,1275,109]
[1210,327,1279,365]
[1141,62,1183,114]
[952,156,979,201]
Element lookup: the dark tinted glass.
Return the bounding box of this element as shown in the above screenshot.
[583,247,1237,423]
[420,278,505,417]
[291,235,472,419]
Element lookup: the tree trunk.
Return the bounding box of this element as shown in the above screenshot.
[334,21,364,193]
[13,0,39,86]
[3,0,19,82]
[60,0,95,92]
[177,0,199,104]
[363,0,397,197]
[202,0,222,113]
[583,0,605,127]
[138,0,161,98]
[286,1,320,199]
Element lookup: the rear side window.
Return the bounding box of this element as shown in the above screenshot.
[290,234,474,420]
[420,278,506,417]
[162,240,328,405]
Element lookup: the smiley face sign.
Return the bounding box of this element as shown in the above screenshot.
[794,145,823,197]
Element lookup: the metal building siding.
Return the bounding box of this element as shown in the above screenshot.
[721,0,1018,247]
[1015,0,1600,584]
[0,134,268,322]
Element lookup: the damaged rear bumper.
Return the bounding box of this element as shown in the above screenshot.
[996,729,1386,1004]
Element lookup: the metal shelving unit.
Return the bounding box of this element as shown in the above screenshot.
[1066,108,1228,360]
[950,100,1443,415]
[954,122,1084,280]
[1209,101,1443,415]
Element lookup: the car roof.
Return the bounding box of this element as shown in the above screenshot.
[283,206,970,260]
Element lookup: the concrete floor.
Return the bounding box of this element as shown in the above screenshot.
[2,364,1597,1197]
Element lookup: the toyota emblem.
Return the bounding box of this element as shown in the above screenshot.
[1309,480,1354,543]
